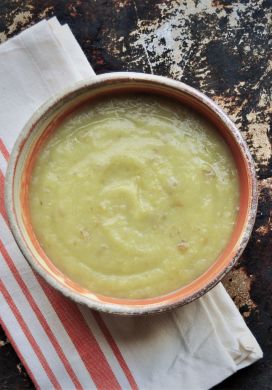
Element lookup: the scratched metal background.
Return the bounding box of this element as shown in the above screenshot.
[0,0,271,388]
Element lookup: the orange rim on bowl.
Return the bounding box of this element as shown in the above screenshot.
[5,73,258,315]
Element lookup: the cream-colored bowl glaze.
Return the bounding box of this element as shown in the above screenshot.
[5,73,257,315]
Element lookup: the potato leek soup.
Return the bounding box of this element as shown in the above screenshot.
[29,94,239,299]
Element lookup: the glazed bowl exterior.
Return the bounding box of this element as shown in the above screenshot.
[5,72,257,315]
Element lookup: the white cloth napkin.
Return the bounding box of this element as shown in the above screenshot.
[0,17,262,390]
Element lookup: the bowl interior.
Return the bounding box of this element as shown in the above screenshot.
[7,73,257,314]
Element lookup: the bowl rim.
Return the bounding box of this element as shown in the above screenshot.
[5,72,258,315]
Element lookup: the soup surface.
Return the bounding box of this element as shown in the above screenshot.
[29,94,239,298]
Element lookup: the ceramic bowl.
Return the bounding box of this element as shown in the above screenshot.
[5,72,257,315]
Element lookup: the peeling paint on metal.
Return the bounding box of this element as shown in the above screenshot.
[223,267,257,318]
[0,339,9,347]
[128,0,257,78]
[0,31,7,43]
[8,11,32,35]
[248,122,271,169]
[39,6,54,19]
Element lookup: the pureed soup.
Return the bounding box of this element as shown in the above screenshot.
[29,94,239,299]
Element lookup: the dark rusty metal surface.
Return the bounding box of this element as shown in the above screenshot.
[0,0,271,388]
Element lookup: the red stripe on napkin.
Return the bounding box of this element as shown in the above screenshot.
[0,171,8,225]
[35,274,122,390]
[0,312,41,390]
[0,240,83,390]
[0,139,9,161]
[93,311,139,390]
[0,280,61,389]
